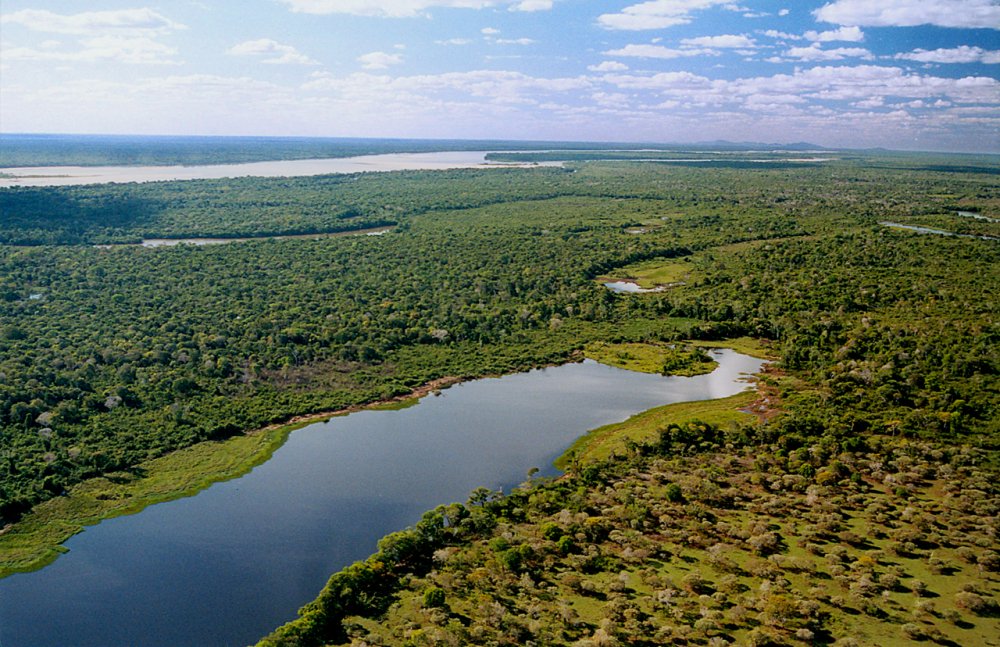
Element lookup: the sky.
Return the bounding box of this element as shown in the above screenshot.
[1,1,998,152]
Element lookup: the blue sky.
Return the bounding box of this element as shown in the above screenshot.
[1,1,998,152]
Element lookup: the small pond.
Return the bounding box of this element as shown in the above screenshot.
[604,280,666,293]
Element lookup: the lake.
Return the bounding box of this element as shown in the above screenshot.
[0,350,762,647]
[0,151,559,187]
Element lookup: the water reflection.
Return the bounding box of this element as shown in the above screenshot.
[0,351,762,647]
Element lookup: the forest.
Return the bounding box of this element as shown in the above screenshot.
[1,152,998,644]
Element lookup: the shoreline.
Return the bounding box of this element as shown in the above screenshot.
[0,342,763,578]
[0,373,468,578]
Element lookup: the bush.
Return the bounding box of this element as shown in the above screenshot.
[423,586,446,608]
[954,591,996,615]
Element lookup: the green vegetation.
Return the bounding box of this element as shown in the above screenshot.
[258,425,999,646]
[584,341,715,376]
[0,422,292,577]
[2,148,999,646]
[557,391,759,468]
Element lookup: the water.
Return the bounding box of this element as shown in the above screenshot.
[604,280,666,293]
[880,221,998,241]
[0,152,558,188]
[93,227,394,249]
[0,351,762,647]
[956,210,999,223]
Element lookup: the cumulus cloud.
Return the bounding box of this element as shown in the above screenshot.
[681,34,756,48]
[228,39,319,65]
[598,0,733,30]
[436,38,472,45]
[588,61,629,72]
[895,46,1000,64]
[604,44,719,59]
[0,8,185,34]
[357,51,404,69]
[277,0,552,17]
[804,26,864,42]
[510,0,552,10]
[1,36,179,65]
[784,44,873,61]
[0,8,185,66]
[762,29,803,41]
[814,0,1000,29]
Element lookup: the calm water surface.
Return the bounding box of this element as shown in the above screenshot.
[0,351,762,647]
[0,152,558,187]
[603,280,666,293]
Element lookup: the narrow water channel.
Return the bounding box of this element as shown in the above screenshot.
[0,350,762,647]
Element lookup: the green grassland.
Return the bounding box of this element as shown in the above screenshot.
[600,256,700,289]
[556,391,759,469]
[583,341,716,376]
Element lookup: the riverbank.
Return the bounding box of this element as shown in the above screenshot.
[0,341,760,579]
[0,375,463,577]
[556,390,758,469]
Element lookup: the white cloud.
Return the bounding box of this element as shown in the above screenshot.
[598,0,732,31]
[510,0,552,10]
[895,46,1000,65]
[778,8,790,16]
[852,96,884,109]
[814,0,1000,29]
[804,26,864,42]
[604,44,719,59]
[681,34,756,48]
[357,51,404,69]
[1,36,179,65]
[436,38,472,45]
[0,8,185,35]
[592,91,630,107]
[277,0,551,17]
[588,61,629,72]
[228,39,319,65]
[495,38,536,45]
[762,29,803,41]
[481,27,500,35]
[784,44,873,61]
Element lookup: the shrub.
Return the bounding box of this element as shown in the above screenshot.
[954,591,995,615]
[423,587,446,608]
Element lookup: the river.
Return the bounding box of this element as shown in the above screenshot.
[0,350,762,647]
[0,152,559,188]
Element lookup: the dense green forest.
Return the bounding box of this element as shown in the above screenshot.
[1,155,999,643]
[1,158,997,526]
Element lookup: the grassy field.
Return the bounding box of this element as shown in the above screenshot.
[556,391,759,469]
[599,257,698,289]
[583,341,717,376]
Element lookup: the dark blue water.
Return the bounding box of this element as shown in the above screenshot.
[0,351,762,647]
